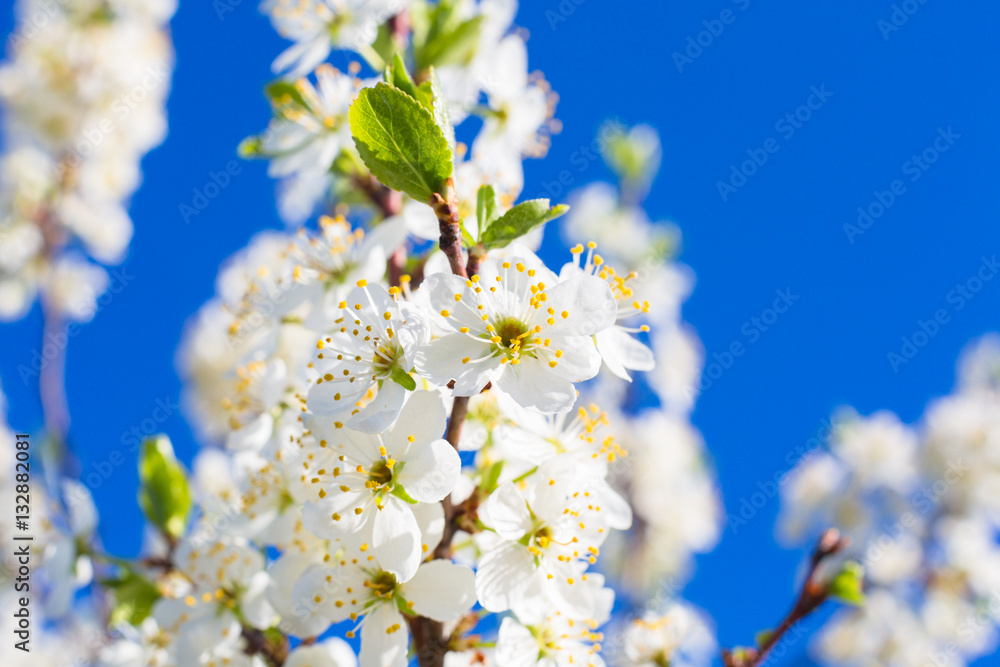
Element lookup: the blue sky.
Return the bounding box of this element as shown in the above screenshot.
[3,1,1000,663]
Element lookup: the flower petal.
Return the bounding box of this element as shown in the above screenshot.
[540,274,616,336]
[396,438,461,503]
[348,378,407,433]
[496,617,539,667]
[403,560,476,622]
[414,334,497,395]
[482,482,532,540]
[475,541,536,612]
[596,327,655,380]
[373,498,422,583]
[493,359,577,414]
[359,604,408,667]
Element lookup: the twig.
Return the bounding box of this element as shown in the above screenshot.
[722,529,850,667]
[242,626,289,667]
[430,182,468,279]
[410,181,479,667]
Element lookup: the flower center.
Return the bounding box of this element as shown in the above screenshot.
[491,317,532,355]
[368,570,397,597]
[372,341,402,376]
[533,526,553,549]
[368,460,393,487]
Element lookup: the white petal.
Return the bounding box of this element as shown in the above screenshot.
[61,479,98,537]
[541,274,616,336]
[403,560,476,622]
[308,376,370,416]
[546,335,602,383]
[412,501,446,554]
[302,492,370,539]
[596,328,655,380]
[348,379,407,433]
[373,498,422,583]
[226,412,274,450]
[360,604,408,667]
[396,438,461,503]
[388,390,448,454]
[496,617,539,667]
[242,571,279,629]
[286,638,358,667]
[482,482,531,540]
[494,360,577,414]
[414,335,497,395]
[475,541,536,612]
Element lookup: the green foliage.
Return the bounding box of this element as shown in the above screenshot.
[138,435,191,540]
[479,199,570,250]
[480,460,504,493]
[349,83,453,202]
[476,184,500,238]
[390,366,417,391]
[105,570,160,627]
[827,560,866,606]
[602,123,662,187]
[412,0,484,71]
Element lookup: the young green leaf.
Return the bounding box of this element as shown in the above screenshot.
[105,570,161,627]
[349,83,453,202]
[480,200,570,250]
[426,68,455,151]
[418,15,484,69]
[481,460,504,493]
[387,54,434,111]
[138,435,191,540]
[755,629,774,648]
[390,366,417,391]
[827,560,866,606]
[476,184,499,237]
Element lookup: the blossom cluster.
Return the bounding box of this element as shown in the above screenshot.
[780,335,1000,667]
[1,2,720,667]
[0,0,176,321]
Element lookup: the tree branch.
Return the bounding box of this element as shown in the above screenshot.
[430,182,468,279]
[723,529,849,667]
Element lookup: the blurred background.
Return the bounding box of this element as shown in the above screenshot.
[2,1,999,663]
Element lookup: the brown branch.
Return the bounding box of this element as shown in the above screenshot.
[356,173,403,219]
[409,185,480,667]
[723,529,850,667]
[430,182,468,279]
[242,626,289,667]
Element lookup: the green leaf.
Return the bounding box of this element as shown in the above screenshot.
[480,200,570,250]
[369,22,397,70]
[476,184,499,237]
[426,68,455,151]
[389,366,417,391]
[138,435,191,540]
[264,80,308,109]
[391,484,419,505]
[480,460,504,493]
[349,83,453,202]
[237,135,263,159]
[458,220,476,249]
[105,571,160,627]
[417,14,484,69]
[828,560,866,606]
[387,54,433,110]
[755,629,774,649]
